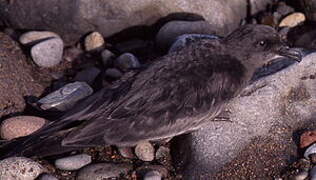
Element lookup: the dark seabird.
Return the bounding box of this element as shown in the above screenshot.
[0,24,302,158]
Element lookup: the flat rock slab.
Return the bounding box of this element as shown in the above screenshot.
[172,52,316,179]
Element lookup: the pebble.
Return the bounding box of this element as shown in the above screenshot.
[304,143,316,159]
[169,34,219,53]
[143,170,162,180]
[105,68,123,79]
[310,166,316,180]
[63,47,83,62]
[31,37,64,68]
[74,67,101,85]
[19,31,60,45]
[76,163,132,180]
[136,165,168,178]
[155,146,170,160]
[101,49,115,66]
[115,53,140,72]
[118,147,135,159]
[279,12,306,28]
[54,154,92,171]
[135,141,155,161]
[300,130,316,148]
[0,116,47,140]
[84,32,105,51]
[37,81,93,111]
[293,170,308,180]
[37,173,59,180]
[156,20,214,49]
[0,157,45,180]
[276,2,294,17]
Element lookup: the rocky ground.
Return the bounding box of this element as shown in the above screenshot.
[1,0,316,180]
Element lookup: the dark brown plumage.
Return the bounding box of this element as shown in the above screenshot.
[0,24,302,158]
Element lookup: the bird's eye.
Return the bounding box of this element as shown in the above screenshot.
[259,40,266,46]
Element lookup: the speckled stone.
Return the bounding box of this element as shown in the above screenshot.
[0,157,45,180]
[19,31,60,45]
[84,32,105,51]
[31,37,64,67]
[0,116,47,140]
[135,141,155,161]
[55,154,92,171]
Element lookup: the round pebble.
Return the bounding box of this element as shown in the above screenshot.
[105,68,123,79]
[135,141,155,161]
[0,157,45,180]
[115,53,140,72]
[101,49,115,66]
[37,173,58,180]
[76,163,132,180]
[54,153,92,171]
[0,116,47,140]
[84,32,105,51]
[300,130,316,148]
[304,143,316,159]
[144,170,162,180]
[31,37,64,68]
[118,147,135,159]
[19,31,60,45]
[279,12,306,28]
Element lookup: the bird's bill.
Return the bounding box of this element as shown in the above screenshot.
[278,47,302,62]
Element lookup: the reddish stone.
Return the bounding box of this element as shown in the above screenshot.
[300,131,316,148]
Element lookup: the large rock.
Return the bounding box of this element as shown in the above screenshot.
[0,33,44,118]
[0,0,247,44]
[172,52,316,179]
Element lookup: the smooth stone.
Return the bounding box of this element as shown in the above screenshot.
[37,81,93,111]
[105,68,123,79]
[76,163,132,180]
[300,130,316,148]
[304,144,316,159]
[84,32,104,51]
[31,37,64,68]
[144,171,162,180]
[54,154,92,171]
[135,141,155,161]
[118,147,135,159]
[0,157,45,180]
[169,34,219,53]
[37,173,59,180]
[19,31,59,45]
[156,20,215,49]
[74,67,101,85]
[311,166,316,180]
[279,12,306,28]
[155,146,170,160]
[101,49,115,67]
[115,53,140,72]
[293,171,309,180]
[0,116,47,140]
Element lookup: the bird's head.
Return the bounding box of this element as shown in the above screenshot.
[224,24,302,70]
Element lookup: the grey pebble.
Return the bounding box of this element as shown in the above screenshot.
[74,67,101,85]
[20,31,60,45]
[105,68,123,79]
[155,146,170,160]
[0,157,45,180]
[169,34,219,53]
[37,81,93,111]
[304,143,316,159]
[135,141,155,161]
[37,173,59,180]
[76,163,132,180]
[54,154,92,171]
[101,49,115,66]
[144,170,162,180]
[115,53,140,72]
[31,37,64,68]
[118,147,135,159]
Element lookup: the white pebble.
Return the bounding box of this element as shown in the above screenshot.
[135,141,155,161]
[19,31,60,45]
[54,154,92,171]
